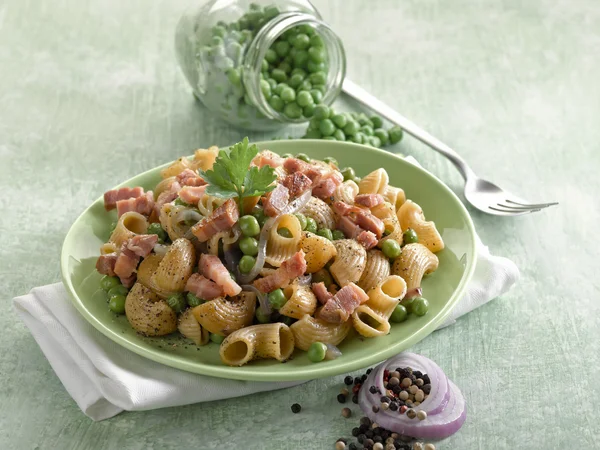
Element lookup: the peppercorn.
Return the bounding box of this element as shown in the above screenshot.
[380,396,390,403]
[406,409,417,419]
[335,440,346,450]
[373,435,383,443]
[369,385,378,394]
[390,370,400,379]
[388,376,399,387]
[352,384,361,394]
[365,430,374,438]
[373,443,384,450]
[415,378,424,387]
[381,402,389,410]
[424,444,435,450]
[361,374,368,382]
[372,405,380,413]
[352,394,359,404]
[366,368,372,374]
[344,376,354,385]
[392,385,402,395]
[413,370,423,378]
[399,391,409,401]
[371,422,379,429]
[364,439,374,448]
[341,388,350,396]
[337,393,347,403]
[413,443,424,450]
[422,374,430,384]
[354,377,361,385]
[358,434,366,444]
[422,384,431,395]
[415,390,425,402]
[400,405,408,414]
[360,417,372,426]
[417,410,427,421]
[291,403,301,413]
[385,444,395,450]
[409,385,418,395]
[401,377,412,388]
[388,401,398,411]
[349,444,358,450]
[352,427,360,436]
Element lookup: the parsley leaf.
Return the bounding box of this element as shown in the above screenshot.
[198,137,277,210]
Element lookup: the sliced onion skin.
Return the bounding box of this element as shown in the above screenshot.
[358,352,466,439]
[241,284,271,314]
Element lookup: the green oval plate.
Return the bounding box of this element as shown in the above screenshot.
[61,140,476,381]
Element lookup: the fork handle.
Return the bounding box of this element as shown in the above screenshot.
[342,79,475,181]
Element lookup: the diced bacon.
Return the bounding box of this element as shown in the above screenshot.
[316,283,369,324]
[355,194,384,208]
[252,150,285,168]
[104,187,144,211]
[282,172,312,198]
[337,215,362,239]
[283,157,324,181]
[116,191,154,218]
[96,253,117,276]
[312,282,333,305]
[126,234,158,257]
[114,234,157,286]
[357,230,378,250]
[178,185,207,205]
[332,201,361,217]
[185,273,223,300]
[312,171,343,200]
[253,250,307,293]
[191,199,239,242]
[176,169,206,187]
[199,254,242,297]
[355,211,385,238]
[262,183,290,217]
[154,181,181,216]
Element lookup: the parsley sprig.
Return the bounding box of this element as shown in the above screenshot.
[198,137,277,211]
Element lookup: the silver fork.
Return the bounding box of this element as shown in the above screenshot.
[342,79,558,216]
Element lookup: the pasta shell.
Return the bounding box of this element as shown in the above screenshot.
[330,239,367,286]
[151,238,195,294]
[397,200,444,253]
[299,231,337,273]
[391,243,439,289]
[289,314,351,351]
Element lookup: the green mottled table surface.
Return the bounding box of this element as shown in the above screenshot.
[1,0,599,448]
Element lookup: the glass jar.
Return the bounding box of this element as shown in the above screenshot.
[175,0,346,130]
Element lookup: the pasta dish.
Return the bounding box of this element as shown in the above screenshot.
[95,139,444,366]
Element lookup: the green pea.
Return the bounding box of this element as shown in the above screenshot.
[309,71,327,85]
[369,116,383,128]
[147,223,167,242]
[100,276,121,292]
[361,125,374,136]
[317,228,333,241]
[269,95,284,112]
[215,56,234,70]
[313,84,327,94]
[238,215,259,237]
[167,293,186,313]
[260,79,272,98]
[303,103,316,118]
[265,48,278,63]
[322,136,335,140]
[341,167,356,181]
[278,61,292,74]
[390,304,408,323]
[263,5,280,19]
[307,60,326,73]
[343,120,359,136]
[278,227,293,238]
[332,230,345,240]
[389,126,404,144]
[411,297,429,316]
[283,102,303,119]
[294,213,308,230]
[307,46,326,63]
[352,132,366,144]
[274,82,287,96]
[382,239,402,259]
[312,268,334,287]
[403,228,419,245]
[313,104,331,120]
[296,80,311,92]
[227,68,242,87]
[268,288,288,309]
[307,341,327,362]
[210,333,225,344]
[309,34,324,47]
[281,153,293,158]
[374,128,389,145]
[401,296,416,313]
[212,25,227,38]
[369,136,382,148]
[186,293,203,307]
[333,129,345,141]
[271,68,287,82]
[296,153,311,162]
[292,33,310,50]
[281,315,295,326]
[267,78,278,90]
[274,40,290,57]
[295,90,313,107]
[319,119,336,136]
[303,127,321,138]
[308,89,323,105]
[240,29,253,43]
[356,114,369,125]
[255,306,271,324]
[108,295,126,314]
[280,87,296,103]
[293,50,309,67]
[321,156,336,166]
[305,217,318,233]
[174,198,190,207]
[328,113,345,129]
[226,41,242,61]
[291,67,306,78]
[239,236,259,256]
[239,255,256,274]
[108,285,128,298]
[289,73,304,88]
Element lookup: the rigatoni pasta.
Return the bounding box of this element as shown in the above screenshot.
[280,282,318,319]
[265,214,302,267]
[109,211,148,247]
[301,197,336,229]
[358,249,391,293]
[192,291,256,336]
[220,323,294,366]
[289,314,352,351]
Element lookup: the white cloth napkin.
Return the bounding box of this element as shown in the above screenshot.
[12,158,520,421]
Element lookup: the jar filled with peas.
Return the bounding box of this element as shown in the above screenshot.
[175,0,346,130]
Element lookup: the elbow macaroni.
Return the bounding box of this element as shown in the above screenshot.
[220,323,295,366]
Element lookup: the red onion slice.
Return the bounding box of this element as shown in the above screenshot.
[297,274,312,286]
[404,287,422,299]
[236,190,312,284]
[153,243,169,256]
[358,352,466,440]
[241,284,271,314]
[324,343,342,360]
